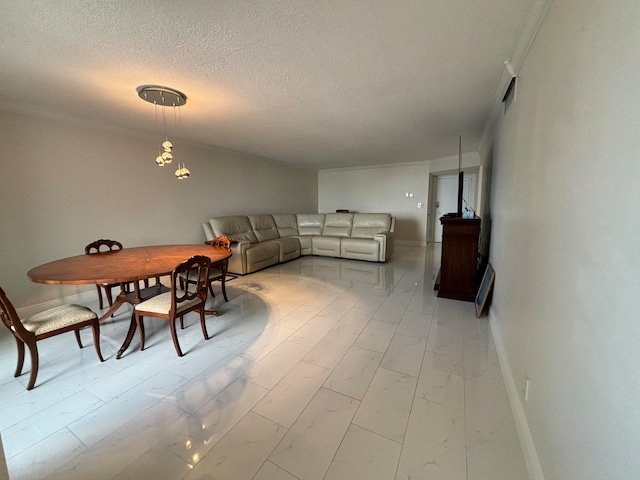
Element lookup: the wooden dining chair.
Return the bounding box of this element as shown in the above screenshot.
[0,286,104,390]
[208,235,232,302]
[84,239,129,309]
[134,255,211,357]
[180,236,232,303]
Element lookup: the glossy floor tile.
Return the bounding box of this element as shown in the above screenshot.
[0,245,528,479]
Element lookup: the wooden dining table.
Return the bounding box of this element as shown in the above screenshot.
[27,244,232,359]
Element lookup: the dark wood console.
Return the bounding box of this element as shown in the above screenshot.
[436,216,481,302]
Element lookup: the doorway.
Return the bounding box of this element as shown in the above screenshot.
[432,173,477,242]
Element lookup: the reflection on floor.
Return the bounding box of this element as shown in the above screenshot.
[0,245,528,480]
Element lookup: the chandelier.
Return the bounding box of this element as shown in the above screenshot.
[137,85,190,179]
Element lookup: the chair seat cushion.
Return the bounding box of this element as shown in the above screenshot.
[134,290,202,315]
[23,304,97,336]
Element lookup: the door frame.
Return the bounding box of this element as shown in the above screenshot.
[428,167,480,243]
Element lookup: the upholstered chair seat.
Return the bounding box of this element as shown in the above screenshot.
[134,290,202,315]
[22,304,99,336]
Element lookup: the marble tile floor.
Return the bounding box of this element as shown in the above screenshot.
[0,245,528,480]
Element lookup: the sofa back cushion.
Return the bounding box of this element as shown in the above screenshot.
[322,213,353,237]
[210,215,258,243]
[247,214,280,242]
[296,214,326,236]
[272,214,299,237]
[351,213,392,238]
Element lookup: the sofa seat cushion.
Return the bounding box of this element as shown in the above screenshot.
[245,242,280,273]
[271,237,301,262]
[294,235,313,255]
[312,236,341,257]
[340,237,380,262]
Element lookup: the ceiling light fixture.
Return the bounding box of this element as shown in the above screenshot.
[137,85,190,179]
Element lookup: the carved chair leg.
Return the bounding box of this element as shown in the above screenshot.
[25,340,39,390]
[90,321,105,362]
[135,314,146,351]
[74,329,84,348]
[199,308,209,340]
[14,337,25,377]
[170,319,184,357]
[220,279,228,302]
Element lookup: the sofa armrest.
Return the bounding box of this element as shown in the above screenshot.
[374,231,395,261]
[202,222,215,242]
[227,240,252,275]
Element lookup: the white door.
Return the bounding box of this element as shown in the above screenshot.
[433,174,476,241]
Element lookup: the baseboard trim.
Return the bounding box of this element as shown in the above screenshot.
[395,240,427,247]
[489,308,545,480]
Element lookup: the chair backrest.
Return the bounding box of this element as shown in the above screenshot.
[211,235,231,250]
[171,255,211,310]
[85,239,123,255]
[0,286,31,341]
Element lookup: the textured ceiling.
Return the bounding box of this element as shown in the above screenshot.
[0,0,531,170]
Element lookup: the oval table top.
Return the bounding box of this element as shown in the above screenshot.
[27,244,232,285]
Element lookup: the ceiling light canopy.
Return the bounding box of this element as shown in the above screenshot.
[137,85,187,107]
[137,85,190,179]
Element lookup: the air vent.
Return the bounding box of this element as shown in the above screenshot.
[502,76,517,114]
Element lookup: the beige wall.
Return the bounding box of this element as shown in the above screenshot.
[488,1,640,479]
[318,164,430,245]
[318,153,480,246]
[0,110,317,308]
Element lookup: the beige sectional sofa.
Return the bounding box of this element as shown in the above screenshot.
[202,213,395,275]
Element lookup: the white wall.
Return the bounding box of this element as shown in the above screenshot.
[318,152,480,246]
[488,1,640,479]
[0,110,317,308]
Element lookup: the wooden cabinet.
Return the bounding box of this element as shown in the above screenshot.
[437,216,481,302]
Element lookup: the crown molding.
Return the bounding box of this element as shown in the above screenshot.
[319,152,480,173]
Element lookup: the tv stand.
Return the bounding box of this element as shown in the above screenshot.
[436,216,481,302]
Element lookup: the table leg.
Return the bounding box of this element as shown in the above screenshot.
[97,298,126,323]
[116,311,137,359]
[95,292,136,359]
[112,283,168,359]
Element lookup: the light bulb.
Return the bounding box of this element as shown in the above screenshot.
[161,151,173,163]
[162,140,173,152]
[155,155,165,166]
